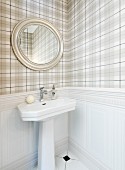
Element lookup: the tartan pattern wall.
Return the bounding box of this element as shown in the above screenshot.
[68,0,125,88]
[20,32,33,58]
[1,0,125,95]
[0,0,68,95]
[32,26,58,64]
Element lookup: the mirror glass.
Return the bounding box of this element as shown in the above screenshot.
[11,19,63,70]
[18,25,59,64]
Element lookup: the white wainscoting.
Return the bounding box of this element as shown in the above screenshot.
[1,88,125,170]
[0,91,68,170]
[61,88,125,170]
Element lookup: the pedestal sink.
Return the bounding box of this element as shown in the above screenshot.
[18,98,76,170]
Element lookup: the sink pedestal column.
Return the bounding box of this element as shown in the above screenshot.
[38,119,55,170]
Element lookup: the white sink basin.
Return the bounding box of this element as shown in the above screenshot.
[18,97,76,170]
[18,98,76,121]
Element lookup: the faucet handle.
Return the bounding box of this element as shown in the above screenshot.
[40,87,44,91]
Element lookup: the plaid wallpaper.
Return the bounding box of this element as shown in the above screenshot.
[68,0,125,88]
[32,26,58,64]
[20,32,33,58]
[0,0,68,95]
[0,0,125,95]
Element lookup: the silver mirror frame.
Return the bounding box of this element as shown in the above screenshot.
[11,18,63,71]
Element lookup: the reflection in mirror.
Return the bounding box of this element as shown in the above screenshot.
[11,18,63,70]
[18,25,59,64]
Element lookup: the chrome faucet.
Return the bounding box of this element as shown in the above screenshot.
[39,87,47,102]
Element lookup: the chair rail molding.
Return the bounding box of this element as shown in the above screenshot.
[60,87,125,109]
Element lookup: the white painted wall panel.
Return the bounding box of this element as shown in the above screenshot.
[67,88,125,170]
[0,108,38,168]
[69,101,86,148]
[54,113,68,142]
[1,88,125,170]
[86,103,114,169]
[0,91,68,170]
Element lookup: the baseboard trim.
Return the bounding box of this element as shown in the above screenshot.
[1,152,38,170]
[1,138,68,170]
[55,137,68,155]
[69,138,112,170]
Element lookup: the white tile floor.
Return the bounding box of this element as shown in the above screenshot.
[34,151,89,170]
[56,151,89,170]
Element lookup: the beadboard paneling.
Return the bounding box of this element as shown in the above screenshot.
[65,88,125,170]
[0,90,68,170]
[1,87,125,169]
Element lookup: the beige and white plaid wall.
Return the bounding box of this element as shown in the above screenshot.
[32,25,58,63]
[68,0,125,88]
[0,0,125,95]
[0,0,69,95]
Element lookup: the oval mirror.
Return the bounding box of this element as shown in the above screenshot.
[11,18,63,70]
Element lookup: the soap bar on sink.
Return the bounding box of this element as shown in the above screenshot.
[26,95,35,104]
